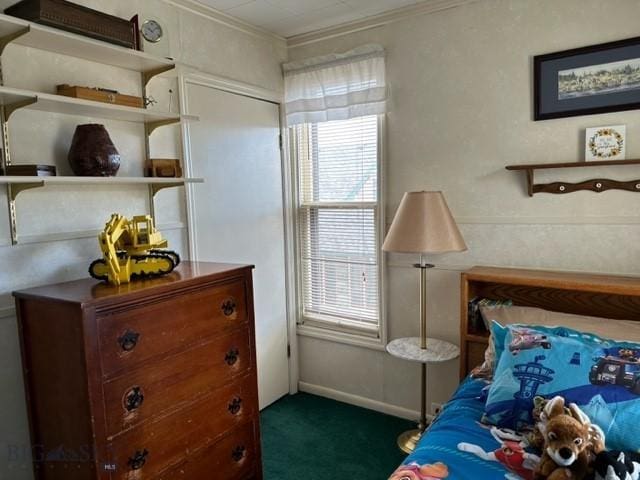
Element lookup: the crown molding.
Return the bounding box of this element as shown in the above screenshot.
[162,0,286,44]
[183,71,284,102]
[287,0,481,48]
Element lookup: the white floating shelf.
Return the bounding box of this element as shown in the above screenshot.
[0,13,175,73]
[0,176,204,186]
[0,86,198,124]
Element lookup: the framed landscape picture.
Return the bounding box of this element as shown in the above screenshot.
[534,36,640,120]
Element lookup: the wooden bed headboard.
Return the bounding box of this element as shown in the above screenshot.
[460,266,640,379]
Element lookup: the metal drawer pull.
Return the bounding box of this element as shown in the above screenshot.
[231,446,246,462]
[118,330,140,352]
[221,298,237,317]
[124,386,145,412]
[225,348,240,366]
[128,449,149,470]
[228,397,242,415]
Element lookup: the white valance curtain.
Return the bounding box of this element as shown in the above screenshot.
[283,44,387,126]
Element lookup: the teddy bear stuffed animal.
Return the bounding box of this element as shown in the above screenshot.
[534,396,597,480]
[530,396,605,459]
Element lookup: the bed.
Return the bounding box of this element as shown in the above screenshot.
[389,266,640,480]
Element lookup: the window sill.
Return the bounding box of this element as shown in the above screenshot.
[297,323,387,351]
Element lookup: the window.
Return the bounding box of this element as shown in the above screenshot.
[283,44,387,340]
[292,115,382,335]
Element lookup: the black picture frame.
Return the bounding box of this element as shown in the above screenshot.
[534,36,640,121]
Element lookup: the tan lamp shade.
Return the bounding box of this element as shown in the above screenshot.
[382,191,467,253]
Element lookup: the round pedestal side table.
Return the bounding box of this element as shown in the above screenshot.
[386,337,460,454]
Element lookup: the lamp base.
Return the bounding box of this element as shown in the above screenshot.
[396,262,434,455]
[396,428,423,454]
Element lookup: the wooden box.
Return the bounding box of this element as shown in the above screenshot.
[5,0,138,49]
[1,164,56,176]
[145,158,183,178]
[57,84,144,108]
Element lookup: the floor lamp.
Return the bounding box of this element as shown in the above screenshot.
[382,191,467,453]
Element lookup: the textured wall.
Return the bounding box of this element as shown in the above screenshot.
[0,1,285,477]
[289,0,640,420]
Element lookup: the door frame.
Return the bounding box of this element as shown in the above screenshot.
[179,71,299,396]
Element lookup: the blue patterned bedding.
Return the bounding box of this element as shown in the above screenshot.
[389,378,540,480]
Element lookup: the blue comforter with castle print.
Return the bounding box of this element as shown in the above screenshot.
[389,378,540,480]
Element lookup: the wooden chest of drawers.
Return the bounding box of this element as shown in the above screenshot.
[13,261,262,480]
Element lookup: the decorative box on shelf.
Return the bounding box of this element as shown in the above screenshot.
[5,0,139,49]
[145,159,182,178]
[0,164,56,176]
[57,84,144,109]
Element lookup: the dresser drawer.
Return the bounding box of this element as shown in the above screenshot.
[103,328,253,437]
[98,278,248,378]
[155,421,259,480]
[107,376,258,479]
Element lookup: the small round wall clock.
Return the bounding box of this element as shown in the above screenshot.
[585,125,626,161]
[141,19,163,43]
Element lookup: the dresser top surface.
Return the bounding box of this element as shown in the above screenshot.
[13,261,253,306]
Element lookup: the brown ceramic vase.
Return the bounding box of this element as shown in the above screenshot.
[68,124,120,176]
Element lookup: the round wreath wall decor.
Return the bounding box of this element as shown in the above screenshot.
[586,126,625,161]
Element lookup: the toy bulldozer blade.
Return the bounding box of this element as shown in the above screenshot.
[89,214,180,285]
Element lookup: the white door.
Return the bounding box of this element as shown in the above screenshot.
[185,81,289,409]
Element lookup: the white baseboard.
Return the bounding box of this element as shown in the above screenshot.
[298,381,425,422]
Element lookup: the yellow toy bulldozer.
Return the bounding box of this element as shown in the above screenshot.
[89,214,180,285]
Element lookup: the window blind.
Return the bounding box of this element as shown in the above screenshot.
[294,115,380,331]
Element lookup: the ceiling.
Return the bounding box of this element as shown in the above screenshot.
[196,0,425,37]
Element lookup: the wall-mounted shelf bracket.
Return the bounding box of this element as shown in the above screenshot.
[0,26,29,56]
[149,181,185,218]
[8,181,43,244]
[150,182,183,197]
[142,64,176,86]
[524,168,534,197]
[5,97,36,120]
[1,98,36,171]
[506,159,640,196]
[9,180,44,201]
[145,118,180,136]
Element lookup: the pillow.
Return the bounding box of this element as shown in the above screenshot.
[471,322,540,381]
[473,305,640,379]
[480,305,640,342]
[483,323,640,451]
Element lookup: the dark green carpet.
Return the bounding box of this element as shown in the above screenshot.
[260,392,413,480]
